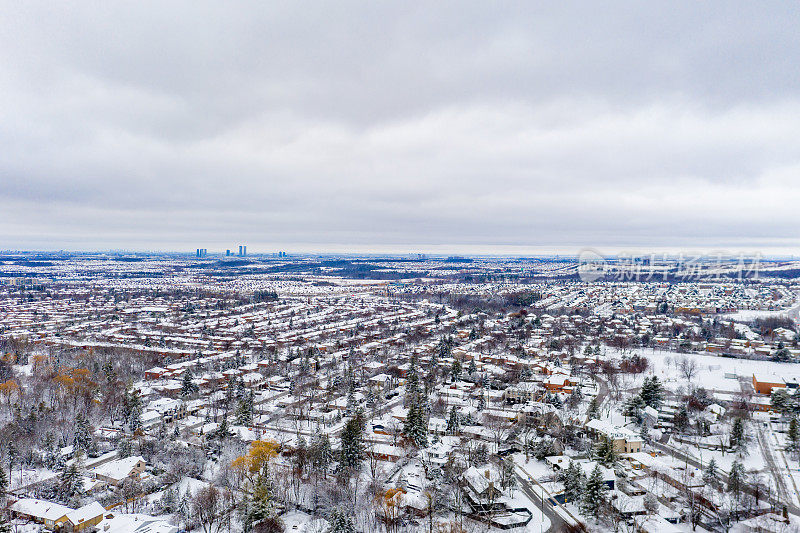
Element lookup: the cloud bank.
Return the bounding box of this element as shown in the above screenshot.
[1,2,799,253]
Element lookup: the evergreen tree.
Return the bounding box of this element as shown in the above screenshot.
[405,354,420,404]
[728,460,746,500]
[403,354,428,447]
[328,509,356,533]
[236,390,255,426]
[216,415,230,439]
[582,465,608,517]
[339,411,365,470]
[404,400,428,447]
[240,496,254,533]
[312,433,334,476]
[160,487,177,513]
[623,395,646,424]
[124,389,143,432]
[789,417,799,451]
[561,461,585,505]
[0,466,7,493]
[477,390,486,412]
[549,393,563,409]
[672,406,689,433]
[58,462,82,503]
[446,406,460,435]
[181,368,198,397]
[595,436,617,467]
[567,385,583,409]
[451,358,462,382]
[771,389,791,413]
[639,423,649,443]
[345,384,356,416]
[248,473,276,524]
[640,376,663,409]
[118,439,132,458]
[468,359,477,375]
[587,397,599,420]
[73,413,92,452]
[730,418,746,452]
[703,458,719,487]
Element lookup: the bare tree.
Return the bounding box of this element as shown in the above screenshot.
[190,485,227,533]
[679,357,699,384]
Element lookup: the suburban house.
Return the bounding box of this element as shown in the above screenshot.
[10,499,105,532]
[10,498,72,530]
[585,419,643,454]
[91,456,147,487]
[461,464,505,514]
[61,501,106,532]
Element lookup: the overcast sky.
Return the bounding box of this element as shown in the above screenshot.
[1,2,799,255]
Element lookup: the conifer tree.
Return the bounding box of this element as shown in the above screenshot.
[730,417,746,452]
[328,509,356,533]
[181,368,198,397]
[236,390,254,426]
[640,376,663,409]
[125,389,143,431]
[58,462,82,504]
[451,358,462,382]
[703,458,719,487]
[216,415,230,439]
[789,417,799,451]
[623,395,646,424]
[312,433,334,476]
[477,389,486,412]
[582,464,608,517]
[728,460,746,500]
[160,487,177,513]
[73,413,92,452]
[403,354,428,447]
[595,436,617,467]
[562,461,584,504]
[248,473,276,525]
[339,411,365,470]
[446,406,460,435]
[587,397,599,420]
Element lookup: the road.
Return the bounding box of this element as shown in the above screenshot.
[756,423,790,502]
[652,440,800,517]
[513,465,581,533]
[589,375,610,423]
[738,376,794,505]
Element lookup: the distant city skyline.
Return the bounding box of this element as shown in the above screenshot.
[2,2,799,252]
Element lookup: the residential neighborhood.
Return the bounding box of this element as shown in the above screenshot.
[2,253,800,531]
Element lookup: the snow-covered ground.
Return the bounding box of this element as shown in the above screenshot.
[606,347,800,393]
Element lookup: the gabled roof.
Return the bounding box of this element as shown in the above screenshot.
[11,498,72,521]
[65,501,105,525]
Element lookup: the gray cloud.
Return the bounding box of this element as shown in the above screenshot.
[1,1,799,253]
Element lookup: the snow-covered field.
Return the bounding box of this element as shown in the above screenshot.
[606,347,800,393]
